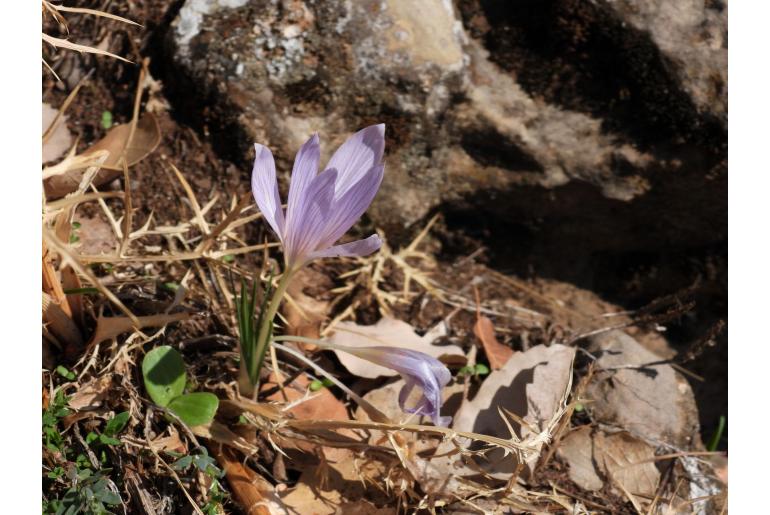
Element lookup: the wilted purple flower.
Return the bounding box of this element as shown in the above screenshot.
[251,125,385,270]
[341,346,452,427]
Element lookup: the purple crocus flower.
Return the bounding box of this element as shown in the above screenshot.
[341,346,452,427]
[251,125,385,270]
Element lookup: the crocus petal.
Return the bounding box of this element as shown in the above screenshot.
[308,234,382,261]
[251,144,285,240]
[283,168,338,267]
[316,165,384,249]
[285,134,320,238]
[325,124,385,200]
[338,346,451,426]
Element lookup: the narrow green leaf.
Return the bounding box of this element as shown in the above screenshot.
[98,434,122,446]
[142,346,186,407]
[707,415,726,451]
[104,411,130,436]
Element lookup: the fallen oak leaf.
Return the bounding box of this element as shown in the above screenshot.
[473,315,514,370]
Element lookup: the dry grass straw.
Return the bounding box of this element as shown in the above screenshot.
[42,0,140,75]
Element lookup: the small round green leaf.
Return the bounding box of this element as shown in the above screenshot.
[142,346,186,407]
[167,393,219,427]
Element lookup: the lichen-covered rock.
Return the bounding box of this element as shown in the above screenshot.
[165,0,726,253]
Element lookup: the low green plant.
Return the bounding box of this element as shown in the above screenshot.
[171,447,226,514]
[44,468,121,515]
[43,390,125,514]
[141,346,219,427]
[457,363,490,377]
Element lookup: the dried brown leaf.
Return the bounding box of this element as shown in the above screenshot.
[557,426,604,491]
[279,482,339,515]
[473,315,514,370]
[327,317,465,379]
[260,372,355,463]
[89,312,190,345]
[69,374,112,410]
[192,420,260,456]
[594,431,660,503]
[87,113,161,170]
[42,292,83,354]
[44,113,160,199]
[210,443,286,515]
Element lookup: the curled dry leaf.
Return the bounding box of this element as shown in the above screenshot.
[42,102,74,164]
[327,317,465,379]
[473,315,514,370]
[44,113,161,199]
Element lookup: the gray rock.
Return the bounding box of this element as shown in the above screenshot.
[165,0,726,253]
[606,0,727,125]
[586,330,700,448]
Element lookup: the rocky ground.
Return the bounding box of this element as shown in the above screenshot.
[42,0,727,513]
